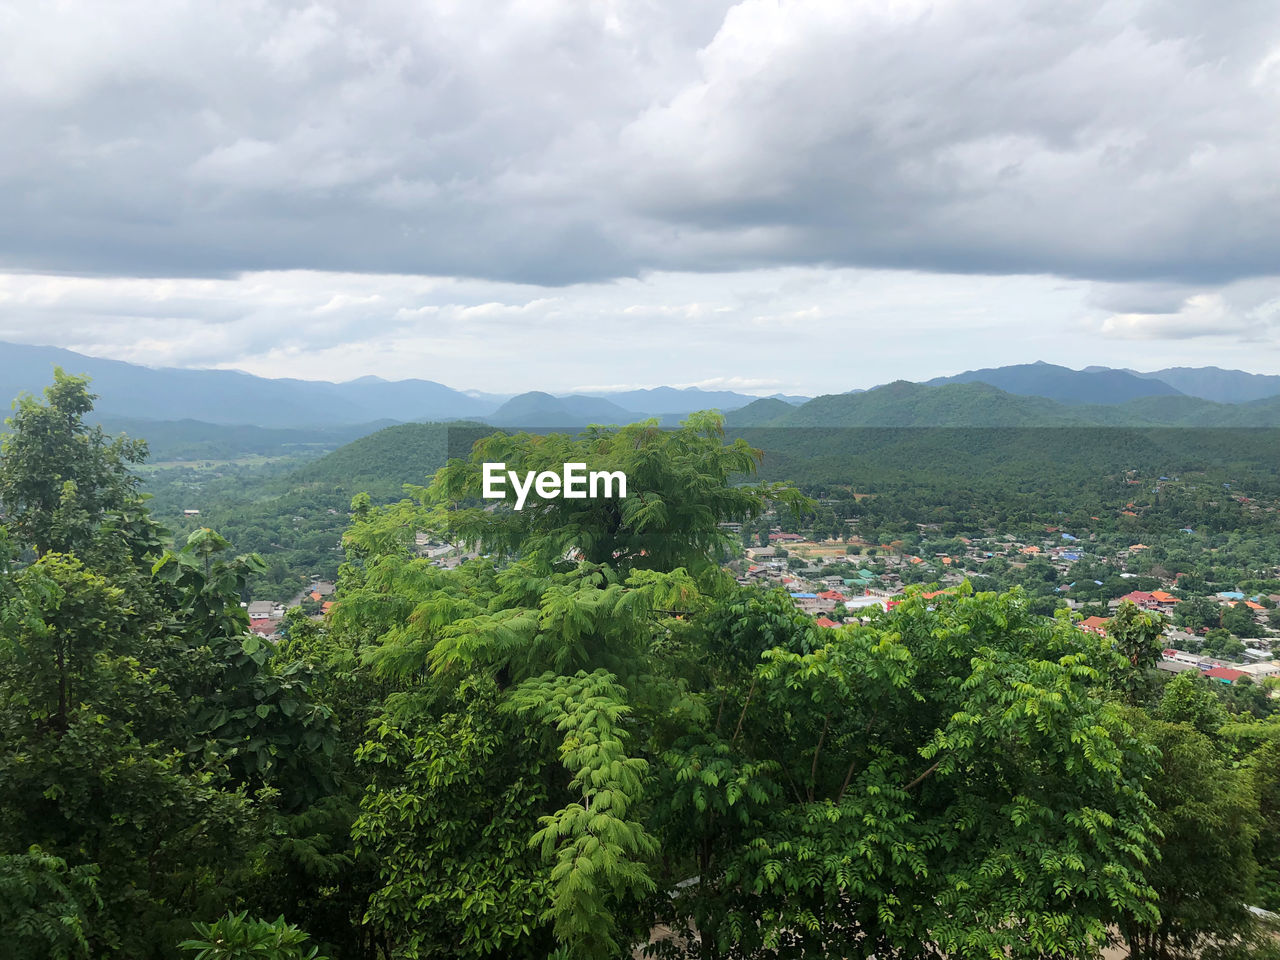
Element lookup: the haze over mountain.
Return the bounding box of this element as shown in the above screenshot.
[924,362,1184,405]
[738,381,1280,429]
[8,343,1280,437]
[0,342,495,427]
[0,342,796,428]
[1120,367,1280,405]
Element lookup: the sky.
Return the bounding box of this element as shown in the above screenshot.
[3,0,1280,396]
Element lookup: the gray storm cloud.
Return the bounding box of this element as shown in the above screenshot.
[4,0,1280,286]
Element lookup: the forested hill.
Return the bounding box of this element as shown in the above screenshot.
[284,421,457,498]
[924,361,1184,404]
[738,380,1280,427]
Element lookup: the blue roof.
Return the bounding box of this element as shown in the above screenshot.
[790,592,817,599]
[1060,533,1077,541]
[1218,591,1244,600]
[1062,552,1082,561]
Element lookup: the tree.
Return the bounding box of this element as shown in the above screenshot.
[0,846,100,960]
[0,369,146,559]
[1121,714,1259,960]
[179,912,328,960]
[647,588,1161,960]
[1176,596,1220,632]
[1108,602,1167,703]
[0,376,348,957]
[1158,672,1227,735]
[338,415,1167,960]
[1223,603,1258,638]
[430,414,810,576]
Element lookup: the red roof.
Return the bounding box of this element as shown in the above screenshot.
[814,616,839,628]
[817,590,844,601]
[1119,591,1157,604]
[1205,667,1247,683]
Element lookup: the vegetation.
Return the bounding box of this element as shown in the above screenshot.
[7,374,1280,958]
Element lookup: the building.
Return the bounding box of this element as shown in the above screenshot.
[247,600,275,620]
[1078,616,1109,636]
[1205,667,1248,684]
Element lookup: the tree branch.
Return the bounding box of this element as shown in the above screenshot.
[731,676,757,745]
[808,714,830,802]
[905,757,943,792]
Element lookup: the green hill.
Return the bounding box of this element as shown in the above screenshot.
[739,381,1280,428]
[285,421,458,497]
[724,397,795,428]
[769,382,1089,427]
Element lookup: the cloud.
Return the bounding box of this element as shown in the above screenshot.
[1095,281,1280,341]
[3,0,1280,287]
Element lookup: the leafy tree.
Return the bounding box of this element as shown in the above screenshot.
[179,912,327,960]
[1158,672,1227,734]
[1223,603,1259,638]
[0,846,100,960]
[0,369,147,559]
[431,414,809,575]
[1176,596,1220,632]
[1121,714,1259,959]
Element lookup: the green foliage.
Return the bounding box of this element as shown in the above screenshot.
[1,369,147,558]
[353,678,554,959]
[1122,714,1260,959]
[179,912,327,960]
[0,846,100,960]
[431,414,809,575]
[1159,671,1229,734]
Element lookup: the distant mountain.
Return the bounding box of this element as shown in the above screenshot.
[1129,366,1280,404]
[732,380,1280,428]
[0,341,497,426]
[486,391,642,427]
[924,361,1182,405]
[771,382,1090,427]
[724,397,796,428]
[564,386,807,416]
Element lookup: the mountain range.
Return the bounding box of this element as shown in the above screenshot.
[0,342,796,427]
[6,343,1280,435]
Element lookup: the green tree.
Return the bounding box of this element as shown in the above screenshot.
[0,369,146,559]
[179,912,327,960]
[1121,714,1259,959]
[0,846,101,960]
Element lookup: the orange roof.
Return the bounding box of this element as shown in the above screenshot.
[1019,545,1040,554]
[814,616,839,628]
[1246,600,1266,611]
[1129,543,1148,550]
[921,589,953,600]
[909,556,924,564]
[309,590,322,602]
[1150,591,1179,603]
[1079,616,1109,634]
[322,600,335,612]
[940,556,952,565]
